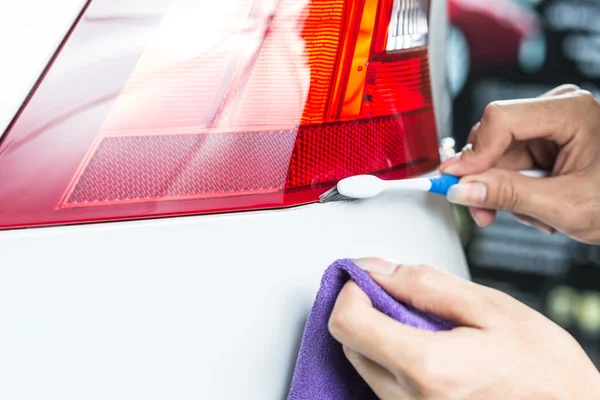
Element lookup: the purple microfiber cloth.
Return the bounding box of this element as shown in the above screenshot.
[287,259,453,400]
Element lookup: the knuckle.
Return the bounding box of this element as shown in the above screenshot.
[405,266,439,292]
[488,171,520,210]
[481,102,504,125]
[483,102,503,119]
[575,89,598,107]
[557,83,580,92]
[328,308,355,339]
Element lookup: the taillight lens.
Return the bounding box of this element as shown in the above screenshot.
[0,0,439,229]
[387,0,429,51]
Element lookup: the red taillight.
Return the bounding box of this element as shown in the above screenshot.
[0,0,438,229]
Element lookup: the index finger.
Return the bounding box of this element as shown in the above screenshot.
[442,90,588,176]
[355,259,518,328]
[329,281,435,372]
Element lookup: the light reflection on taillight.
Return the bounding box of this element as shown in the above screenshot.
[0,0,438,229]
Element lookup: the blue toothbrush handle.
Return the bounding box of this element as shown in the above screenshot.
[428,174,460,196]
[427,169,549,196]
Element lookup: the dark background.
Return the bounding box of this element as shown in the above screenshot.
[447,0,600,365]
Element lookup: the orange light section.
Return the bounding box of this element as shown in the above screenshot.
[339,0,379,119]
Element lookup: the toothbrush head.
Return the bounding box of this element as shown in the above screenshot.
[319,175,383,204]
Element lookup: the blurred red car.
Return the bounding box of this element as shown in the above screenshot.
[446,0,546,98]
[449,0,542,69]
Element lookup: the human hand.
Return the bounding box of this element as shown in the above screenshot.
[440,84,600,244]
[329,258,600,399]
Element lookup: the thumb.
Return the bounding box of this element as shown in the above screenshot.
[446,168,564,226]
[354,259,497,328]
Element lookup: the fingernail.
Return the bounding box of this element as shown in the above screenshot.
[442,145,473,174]
[441,157,462,175]
[447,182,487,206]
[354,258,399,276]
[515,216,555,234]
[531,221,555,235]
[469,207,485,227]
[515,217,533,227]
[440,154,461,170]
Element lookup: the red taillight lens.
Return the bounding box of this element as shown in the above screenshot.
[0,0,439,229]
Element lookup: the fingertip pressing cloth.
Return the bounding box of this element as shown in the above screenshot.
[287,259,452,400]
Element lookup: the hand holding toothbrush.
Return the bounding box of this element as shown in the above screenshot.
[440,84,600,245]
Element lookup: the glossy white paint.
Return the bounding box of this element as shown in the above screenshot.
[0,192,468,400]
[0,0,468,399]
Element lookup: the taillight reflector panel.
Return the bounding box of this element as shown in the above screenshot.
[0,0,438,229]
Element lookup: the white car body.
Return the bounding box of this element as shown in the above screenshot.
[0,1,469,399]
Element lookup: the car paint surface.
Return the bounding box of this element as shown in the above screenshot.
[0,1,469,399]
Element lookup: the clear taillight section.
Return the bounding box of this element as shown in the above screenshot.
[0,0,438,229]
[387,0,429,51]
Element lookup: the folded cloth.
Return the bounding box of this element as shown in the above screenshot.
[287,259,453,400]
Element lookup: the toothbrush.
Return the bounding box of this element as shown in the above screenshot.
[318,169,550,204]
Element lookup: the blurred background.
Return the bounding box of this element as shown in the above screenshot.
[446,0,600,365]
